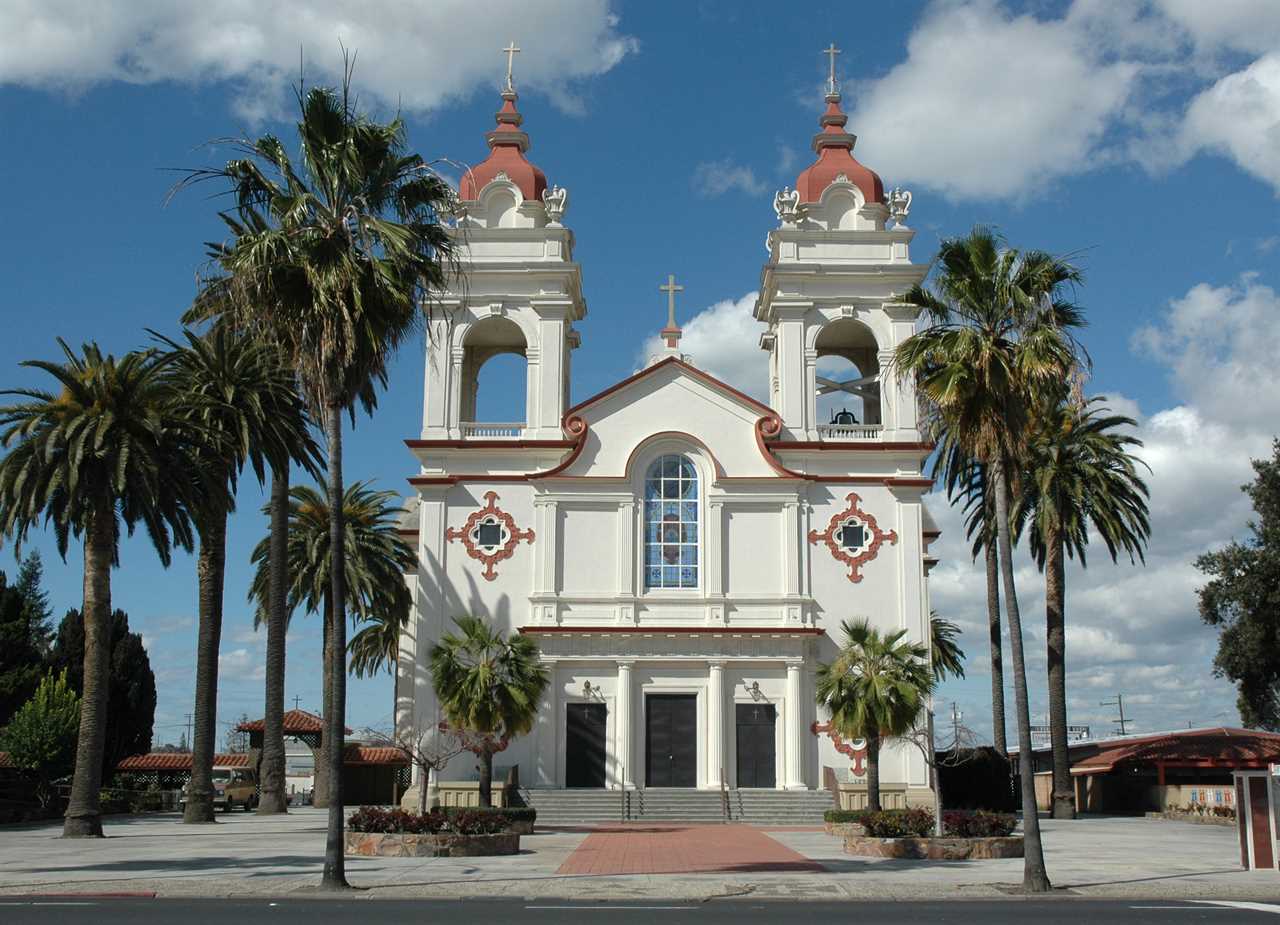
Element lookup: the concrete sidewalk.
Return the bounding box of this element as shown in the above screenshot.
[0,808,1274,901]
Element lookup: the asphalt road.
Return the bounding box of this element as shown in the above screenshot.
[0,898,1278,923]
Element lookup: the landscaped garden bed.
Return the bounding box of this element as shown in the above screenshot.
[345,806,522,857]
[836,808,1023,860]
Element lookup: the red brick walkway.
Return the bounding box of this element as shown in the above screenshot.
[556,824,826,876]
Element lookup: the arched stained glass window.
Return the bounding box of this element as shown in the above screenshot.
[643,454,699,589]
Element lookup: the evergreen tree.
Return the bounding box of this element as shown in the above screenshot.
[1197,440,1280,728]
[0,571,43,726]
[15,552,53,654]
[48,608,157,781]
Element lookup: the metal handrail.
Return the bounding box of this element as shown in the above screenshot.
[620,763,627,823]
[720,767,730,823]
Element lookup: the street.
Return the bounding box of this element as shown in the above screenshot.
[0,898,1279,923]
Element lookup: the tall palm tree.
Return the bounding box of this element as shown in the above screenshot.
[894,225,1084,892]
[1015,395,1150,820]
[0,342,195,836]
[247,482,415,802]
[178,68,455,887]
[158,328,316,823]
[429,617,549,808]
[349,611,405,680]
[816,619,934,812]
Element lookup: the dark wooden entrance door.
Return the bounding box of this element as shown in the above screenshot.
[735,703,777,788]
[646,694,697,787]
[565,702,608,788]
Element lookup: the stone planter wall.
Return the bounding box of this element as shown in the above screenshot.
[345,831,520,858]
[824,821,866,837]
[844,835,1023,860]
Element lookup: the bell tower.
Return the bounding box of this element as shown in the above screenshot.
[754,46,928,443]
[423,45,586,441]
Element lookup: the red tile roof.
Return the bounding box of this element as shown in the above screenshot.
[116,753,250,772]
[343,746,408,767]
[1072,727,1280,775]
[0,751,13,769]
[235,709,351,736]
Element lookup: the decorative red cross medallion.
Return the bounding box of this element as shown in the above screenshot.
[445,491,534,581]
[808,492,897,583]
[811,720,868,776]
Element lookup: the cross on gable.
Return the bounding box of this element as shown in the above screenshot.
[659,274,684,348]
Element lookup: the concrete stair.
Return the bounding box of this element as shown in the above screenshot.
[521,787,836,826]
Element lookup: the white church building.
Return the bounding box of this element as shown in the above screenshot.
[395,52,939,806]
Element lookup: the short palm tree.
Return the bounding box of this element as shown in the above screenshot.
[0,342,195,836]
[894,225,1084,891]
[247,482,415,802]
[158,327,316,823]
[429,617,549,808]
[930,613,966,685]
[1015,395,1150,820]
[178,70,455,887]
[816,619,934,812]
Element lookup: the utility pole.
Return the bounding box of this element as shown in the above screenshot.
[950,702,963,746]
[1100,694,1131,735]
[184,712,193,750]
[292,695,303,711]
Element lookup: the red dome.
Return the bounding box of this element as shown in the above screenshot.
[458,89,548,202]
[794,94,884,205]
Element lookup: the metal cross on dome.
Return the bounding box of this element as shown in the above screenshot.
[823,42,841,95]
[503,40,520,91]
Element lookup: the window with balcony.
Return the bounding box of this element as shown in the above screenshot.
[460,316,527,438]
[643,455,699,590]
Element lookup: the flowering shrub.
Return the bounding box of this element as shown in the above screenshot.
[942,810,1017,838]
[861,808,935,838]
[347,806,513,835]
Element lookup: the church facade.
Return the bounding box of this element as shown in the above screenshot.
[394,60,938,801]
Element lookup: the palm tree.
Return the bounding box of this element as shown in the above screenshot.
[0,342,195,836]
[158,328,316,823]
[1015,395,1150,820]
[894,225,1084,892]
[349,611,405,680]
[247,482,415,802]
[816,619,934,812]
[927,612,966,835]
[429,617,549,808]
[178,68,455,887]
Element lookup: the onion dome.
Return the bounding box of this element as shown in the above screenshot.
[458,87,548,202]
[793,89,884,205]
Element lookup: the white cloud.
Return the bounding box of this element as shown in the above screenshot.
[0,1,638,122]
[218,647,265,683]
[850,0,1139,201]
[845,0,1280,201]
[1180,54,1280,193]
[638,291,768,396]
[691,160,767,198]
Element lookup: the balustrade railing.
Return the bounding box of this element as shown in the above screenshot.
[816,423,883,441]
[460,421,524,438]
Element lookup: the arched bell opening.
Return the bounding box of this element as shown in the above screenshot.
[460,316,528,437]
[814,318,881,430]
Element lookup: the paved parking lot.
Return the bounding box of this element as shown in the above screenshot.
[0,809,1273,901]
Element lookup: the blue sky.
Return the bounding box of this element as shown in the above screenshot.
[1,0,1278,747]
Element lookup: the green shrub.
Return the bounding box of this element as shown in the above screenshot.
[824,808,877,824]
[442,804,536,823]
[861,808,935,838]
[942,810,1017,837]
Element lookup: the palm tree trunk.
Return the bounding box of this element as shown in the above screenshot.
[992,456,1052,892]
[865,733,881,812]
[185,512,227,824]
[927,707,943,837]
[62,501,113,838]
[258,463,290,815]
[321,402,348,889]
[479,748,494,809]
[1046,524,1074,820]
[313,594,332,810]
[986,540,1007,756]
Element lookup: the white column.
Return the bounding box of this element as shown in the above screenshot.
[617,660,634,789]
[707,661,725,788]
[785,660,805,789]
[536,659,559,787]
